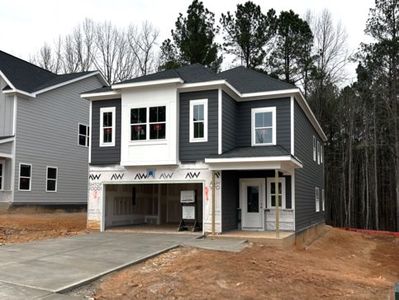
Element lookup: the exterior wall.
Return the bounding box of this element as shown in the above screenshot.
[294,100,325,232]
[0,141,12,155]
[236,97,291,152]
[0,158,12,202]
[91,99,121,165]
[179,90,219,162]
[13,76,102,204]
[87,163,222,233]
[120,84,179,166]
[222,91,237,153]
[0,77,14,136]
[221,170,293,231]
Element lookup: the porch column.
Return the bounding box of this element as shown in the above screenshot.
[275,169,280,238]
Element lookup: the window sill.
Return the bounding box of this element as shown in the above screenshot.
[128,140,167,146]
[189,139,208,143]
[251,143,276,147]
[100,143,115,148]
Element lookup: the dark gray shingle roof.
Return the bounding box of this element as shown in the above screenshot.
[217,66,296,94]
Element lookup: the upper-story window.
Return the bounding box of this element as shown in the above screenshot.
[189,99,208,143]
[78,124,90,147]
[100,107,116,147]
[251,107,276,146]
[317,141,321,164]
[313,136,317,161]
[130,106,166,141]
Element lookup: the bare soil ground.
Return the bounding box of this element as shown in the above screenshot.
[87,227,399,300]
[0,210,87,244]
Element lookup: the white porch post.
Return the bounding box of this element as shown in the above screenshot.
[275,169,280,238]
[211,170,216,235]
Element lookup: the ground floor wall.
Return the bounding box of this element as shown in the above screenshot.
[87,163,222,233]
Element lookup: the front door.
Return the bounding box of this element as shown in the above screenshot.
[240,179,265,230]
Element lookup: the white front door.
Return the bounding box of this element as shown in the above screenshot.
[240,179,265,230]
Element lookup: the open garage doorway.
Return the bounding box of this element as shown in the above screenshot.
[104,183,203,232]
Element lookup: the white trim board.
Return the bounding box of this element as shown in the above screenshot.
[112,78,184,90]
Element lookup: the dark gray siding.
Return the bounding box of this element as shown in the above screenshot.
[179,90,218,162]
[236,97,291,152]
[294,101,325,232]
[221,170,291,231]
[91,99,121,165]
[222,92,237,152]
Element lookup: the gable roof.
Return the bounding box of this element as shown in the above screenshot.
[0,50,102,95]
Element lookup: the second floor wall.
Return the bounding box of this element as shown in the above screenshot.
[0,77,14,137]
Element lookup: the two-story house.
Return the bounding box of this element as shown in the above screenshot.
[0,50,105,207]
[82,64,326,234]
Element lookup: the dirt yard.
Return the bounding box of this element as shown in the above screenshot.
[87,227,398,300]
[0,210,87,244]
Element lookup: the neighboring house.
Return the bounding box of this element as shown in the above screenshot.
[82,64,326,234]
[0,50,105,206]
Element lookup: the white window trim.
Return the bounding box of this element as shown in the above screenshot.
[266,177,286,209]
[129,106,167,143]
[315,187,320,212]
[18,163,32,192]
[322,188,325,211]
[100,107,116,147]
[313,136,317,161]
[45,166,58,193]
[317,140,321,165]
[321,144,324,163]
[189,99,208,143]
[0,160,4,191]
[251,107,276,146]
[78,123,90,147]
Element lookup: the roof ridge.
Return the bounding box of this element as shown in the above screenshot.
[0,50,56,76]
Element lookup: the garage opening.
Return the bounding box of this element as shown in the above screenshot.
[104,183,203,231]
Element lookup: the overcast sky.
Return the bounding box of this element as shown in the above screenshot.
[0,0,375,84]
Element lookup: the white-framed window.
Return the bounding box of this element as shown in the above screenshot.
[189,99,208,143]
[322,188,325,211]
[251,107,276,146]
[100,107,116,147]
[321,144,324,163]
[267,177,286,209]
[317,141,321,164]
[78,123,90,147]
[313,136,317,161]
[19,163,32,191]
[0,160,4,191]
[46,166,58,192]
[130,106,166,141]
[315,187,320,212]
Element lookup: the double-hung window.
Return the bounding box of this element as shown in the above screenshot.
[19,163,32,191]
[0,161,3,191]
[315,187,320,212]
[78,124,90,147]
[130,106,166,141]
[100,107,115,147]
[313,136,317,161]
[189,99,208,142]
[317,141,321,164]
[322,188,325,211]
[46,167,58,192]
[252,107,276,146]
[267,178,286,209]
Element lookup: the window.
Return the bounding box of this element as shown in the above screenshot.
[19,163,32,191]
[322,189,325,211]
[315,187,320,212]
[0,161,3,191]
[100,107,115,147]
[252,107,276,146]
[321,144,324,163]
[313,136,317,161]
[317,141,321,164]
[78,124,90,147]
[130,106,166,141]
[189,99,208,142]
[267,178,286,209]
[46,167,58,192]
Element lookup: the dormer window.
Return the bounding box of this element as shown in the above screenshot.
[130,106,166,141]
[251,107,276,146]
[189,99,208,143]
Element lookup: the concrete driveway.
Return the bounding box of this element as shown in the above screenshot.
[0,232,198,299]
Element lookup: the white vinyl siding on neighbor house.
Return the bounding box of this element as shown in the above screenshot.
[130,106,166,142]
[251,107,276,146]
[78,124,90,147]
[267,177,286,209]
[0,160,4,190]
[46,166,58,192]
[19,163,32,191]
[189,99,208,143]
[100,107,116,147]
[315,187,320,212]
